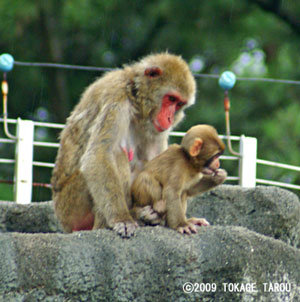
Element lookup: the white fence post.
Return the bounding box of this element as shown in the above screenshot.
[238,135,257,187]
[14,118,34,204]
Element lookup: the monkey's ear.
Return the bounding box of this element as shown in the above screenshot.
[189,138,203,157]
[144,67,163,78]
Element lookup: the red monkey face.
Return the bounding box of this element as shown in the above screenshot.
[153,92,187,132]
[140,54,196,132]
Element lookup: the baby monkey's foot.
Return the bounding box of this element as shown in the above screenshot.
[187,217,210,227]
[140,206,163,225]
[177,222,198,235]
[177,217,209,235]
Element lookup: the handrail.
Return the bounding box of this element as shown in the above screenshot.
[0,119,299,203]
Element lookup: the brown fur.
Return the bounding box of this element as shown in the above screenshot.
[131,125,227,234]
[51,53,196,237]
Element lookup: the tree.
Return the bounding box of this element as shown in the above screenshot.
[0,0,299,200]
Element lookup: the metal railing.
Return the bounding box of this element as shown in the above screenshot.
[0,118,299,204]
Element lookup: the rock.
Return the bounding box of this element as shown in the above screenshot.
[1,185,300,301]
[0,226,299,302]
[187,185,300,248]
[1,185,299,249]
[0,201,63,233]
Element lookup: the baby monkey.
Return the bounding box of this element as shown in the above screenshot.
[131,125,226,234]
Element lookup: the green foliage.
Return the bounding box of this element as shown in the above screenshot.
[0,183,13,201]
[0,0,299,200]
[262,103,300,164]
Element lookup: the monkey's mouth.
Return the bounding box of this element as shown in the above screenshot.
[153,120,167,132]
[202,167,217,175]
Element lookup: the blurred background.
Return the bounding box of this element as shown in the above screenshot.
[0,0,299,201]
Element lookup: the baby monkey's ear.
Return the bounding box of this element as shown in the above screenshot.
[189,138,203,157]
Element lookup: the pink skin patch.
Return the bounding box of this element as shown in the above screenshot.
[122,147,134,162]
[72,212,94,232]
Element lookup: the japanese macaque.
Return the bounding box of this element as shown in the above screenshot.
[51,53,196,237]
[131,125,227,235]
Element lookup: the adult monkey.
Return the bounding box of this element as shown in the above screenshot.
[51,53,196,237]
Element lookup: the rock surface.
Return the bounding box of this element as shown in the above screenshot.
[188,185,300,248]
[0,199,63,233]
[1,226,300,302]
[1,185,299,248]
[0,185,299,302]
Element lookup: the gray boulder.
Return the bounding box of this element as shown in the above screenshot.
[0,185,300,301]
[0,200,62,233]
[1,185,299,248]
[188,185,300,248]
[0,226,299,302]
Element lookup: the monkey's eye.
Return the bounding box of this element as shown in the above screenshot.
[176,101,185,110]
[204,152,223,167]
[168,95,177,102]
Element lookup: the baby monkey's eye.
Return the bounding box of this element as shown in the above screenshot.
[205,151,223,167]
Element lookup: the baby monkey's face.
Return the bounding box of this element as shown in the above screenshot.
[201,150,223,176]
[181,124,225,174]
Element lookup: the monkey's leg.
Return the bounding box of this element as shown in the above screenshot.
[177,195,198,234]
[81,144,138,238]
[131,171,164,225]
[53,171,94,233]
[183,191,210,228]
[164,191,198,235]
[164,187,188,230]
[153,199,166,215]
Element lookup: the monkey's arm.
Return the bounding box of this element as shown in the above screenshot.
[187,169,227,196]
[80,101,137,237]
